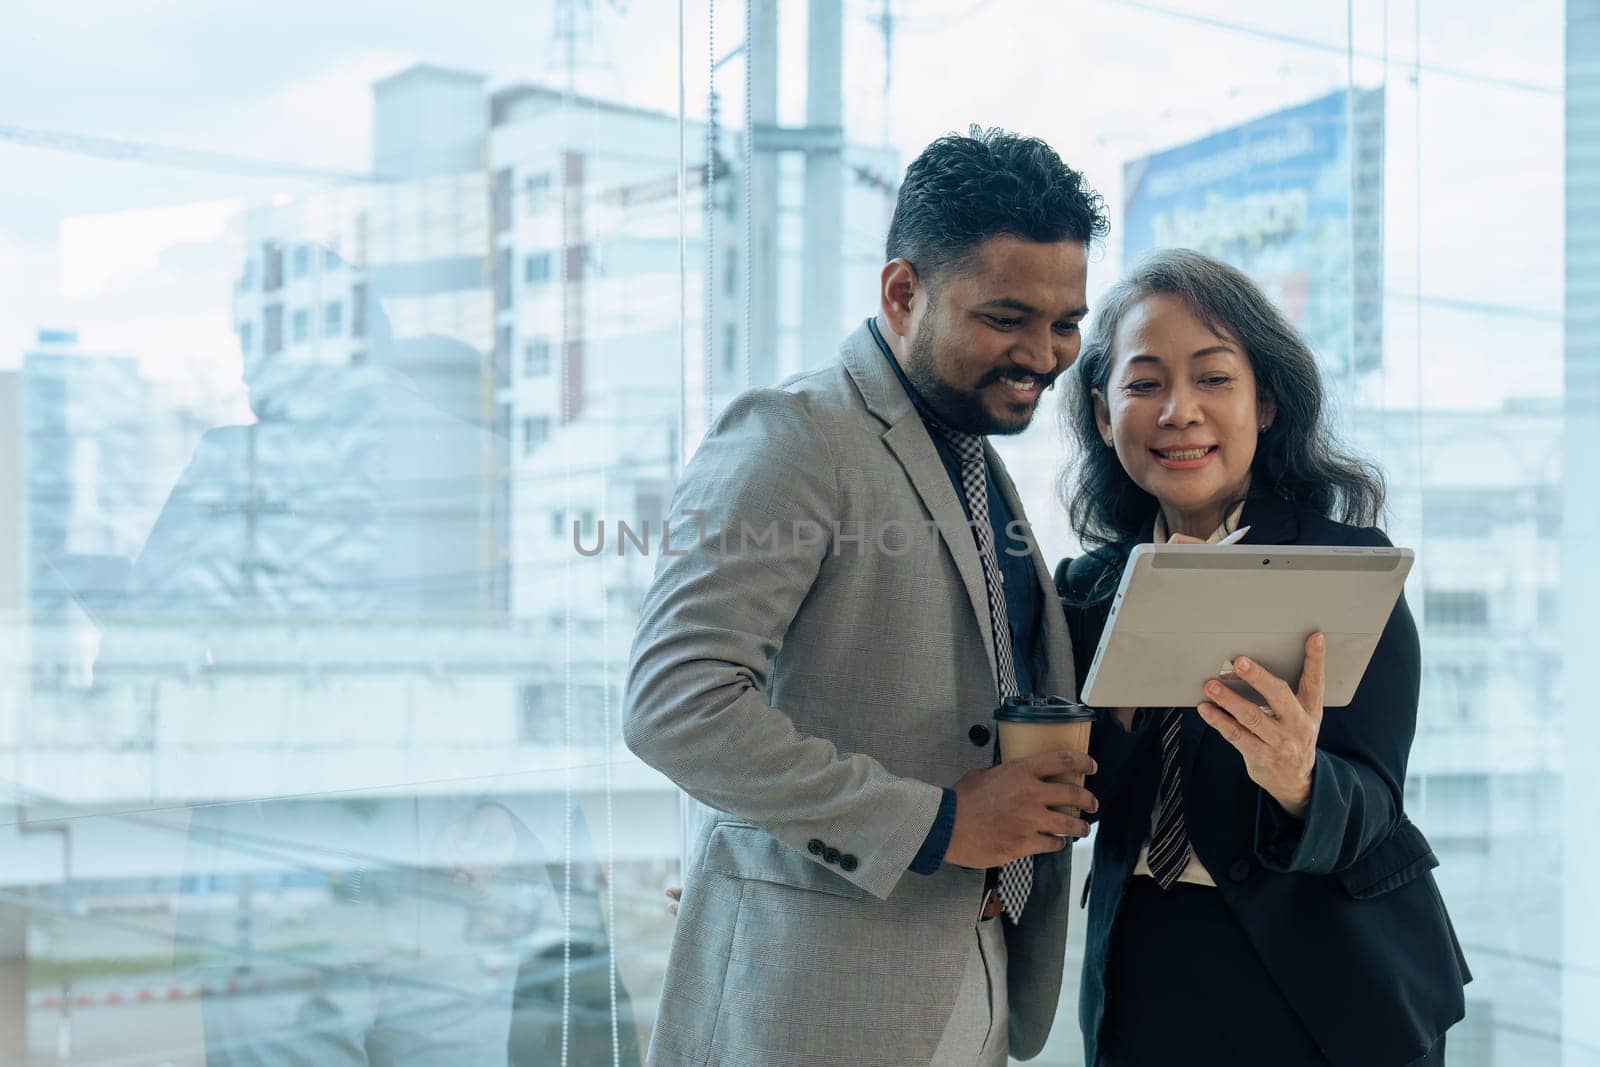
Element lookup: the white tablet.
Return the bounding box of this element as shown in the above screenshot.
[1079,543,1413,709]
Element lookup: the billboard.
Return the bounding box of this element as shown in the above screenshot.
[1123,88,1384,380]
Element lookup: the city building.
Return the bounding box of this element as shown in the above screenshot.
[229,63,898,623]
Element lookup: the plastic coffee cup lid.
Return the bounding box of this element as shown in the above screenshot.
[992,695,1095,724]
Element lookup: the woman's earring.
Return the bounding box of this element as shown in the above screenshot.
[1258,423,1269,433]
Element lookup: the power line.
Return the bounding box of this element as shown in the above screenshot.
[0,123,392,184]
[1101,0,1561,96]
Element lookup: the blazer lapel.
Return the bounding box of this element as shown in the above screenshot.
[842,322,999,686]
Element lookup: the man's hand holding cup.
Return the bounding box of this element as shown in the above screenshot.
[945,698,1098,869]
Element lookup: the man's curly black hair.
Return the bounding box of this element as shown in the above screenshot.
[885,125,1109,283]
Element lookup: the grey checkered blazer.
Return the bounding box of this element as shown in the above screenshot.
[624,320,1078,1065]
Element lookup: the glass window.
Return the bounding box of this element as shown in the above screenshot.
[494,248,511,311]
[492,166,512,235]
[523,171,551,214]
[262,242,283,292]
[351,281,368,338]
[263,303,283,355]
[1,4,1586,1064]
[524,337,550,377]
[521,415,549,455]
[1426,590,1492,630]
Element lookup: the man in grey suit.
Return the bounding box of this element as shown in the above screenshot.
[625,129,1109,1065]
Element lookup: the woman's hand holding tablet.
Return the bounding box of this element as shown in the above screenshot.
[1195,633,1326,820]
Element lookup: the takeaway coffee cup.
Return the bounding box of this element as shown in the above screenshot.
[993,695,1096,818]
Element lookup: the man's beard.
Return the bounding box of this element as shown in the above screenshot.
[903,321,1050,436]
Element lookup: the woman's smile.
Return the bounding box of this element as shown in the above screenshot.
[1150,444,1218,470]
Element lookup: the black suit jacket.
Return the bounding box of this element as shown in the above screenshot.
[1057,491,1471,1067]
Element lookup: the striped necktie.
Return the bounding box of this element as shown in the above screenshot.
[1147,707,1191,888]
[933,425,1032,922]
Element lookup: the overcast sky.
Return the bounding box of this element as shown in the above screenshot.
[0,0,1565,416]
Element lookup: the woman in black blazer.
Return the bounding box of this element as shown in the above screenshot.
[1055,250,1470,1066]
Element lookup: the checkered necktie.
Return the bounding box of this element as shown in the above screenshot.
[1147,707,1191,888]
[933,425,1031,922]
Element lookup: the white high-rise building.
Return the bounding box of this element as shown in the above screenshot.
[230,64,900,622]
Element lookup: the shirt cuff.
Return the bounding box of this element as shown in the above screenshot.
[909,788,957,875]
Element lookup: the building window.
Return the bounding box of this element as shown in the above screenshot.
[520,682,608,744]
[1424,662,1488,727]
[722,323,739,375]
[263,304,283,355]
[494,249,511,312]
[351,282,367,338]
[492,168,512,235]
[322,244,341,270]
[524,338,551,377]
[1425,590,1490,630]
[1539,588,1560,626]
[519,684,556,743]
[323,301,342,337]
[548,508,598,544]
[494,324,513,389]
[524,172,552,214]
[522,416,551,456]
[292,244,311,279]
[291,308,309,345]
[1422,490,1501,539]
[636,490,663,528]
[524,252,552,286]
[238,321,254,356]
[262,243,283,292]
[239,259,256,292]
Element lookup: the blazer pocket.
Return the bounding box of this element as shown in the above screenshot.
[1336,816,1439,899]
[700,822,871,901]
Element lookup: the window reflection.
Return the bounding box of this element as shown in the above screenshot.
[0,1,1586,1063]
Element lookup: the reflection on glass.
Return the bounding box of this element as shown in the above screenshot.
[0,0,1587,1063]
[6,42,672,1067]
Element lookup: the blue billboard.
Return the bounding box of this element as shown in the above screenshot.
[1123,88,1384,378]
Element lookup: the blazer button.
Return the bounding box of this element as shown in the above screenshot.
[823,847,841,866]
[840,854,859,873]
[1227,859,1252,883]
[968,724,992,746]
[807,838,825,856]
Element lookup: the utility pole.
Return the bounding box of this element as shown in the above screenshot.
[800,1,845,369]
[871,0,896,144]
[747,0,780,387]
